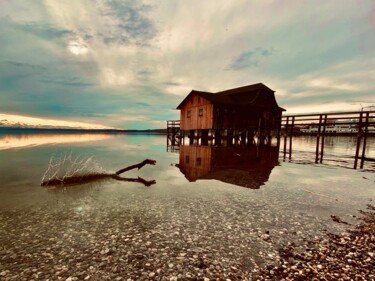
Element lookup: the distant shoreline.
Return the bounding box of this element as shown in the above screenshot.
[0,127,167,135]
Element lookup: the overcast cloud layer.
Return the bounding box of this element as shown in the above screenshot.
[0,0,374,129]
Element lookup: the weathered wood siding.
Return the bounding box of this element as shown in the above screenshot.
[180,94,213,130]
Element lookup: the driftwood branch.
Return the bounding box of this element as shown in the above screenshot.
[115,159,156,175]
[41,159,157,187]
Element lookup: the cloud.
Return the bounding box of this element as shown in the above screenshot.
[228,47,275,70]
[38,77,94,87]
[17,21,73,39]
[0,60,47,71]
[43,0,157,47]
[102,0,157,45]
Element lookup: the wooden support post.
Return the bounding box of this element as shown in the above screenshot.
[320,114,327,164]
[215,129,221,146]
[289,116,295,160]
[247,130,255,146]
[189,130,194,145]
[360,112,369,169]
[258,117,264,146]
[315,115,322,163]
[233,130,239,145]
[283,117,289,161]
[227,130,233,146]
[354,112,363,169]
[268,120,273,146]
[201,129,209,146]
[276,113,282,149]
[241,130,247,146]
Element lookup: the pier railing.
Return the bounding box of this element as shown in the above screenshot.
[281,110,375,169]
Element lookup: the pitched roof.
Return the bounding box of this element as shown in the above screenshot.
[216,83,274,95]
[176,83,285,111]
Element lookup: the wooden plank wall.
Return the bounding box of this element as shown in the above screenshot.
[180,94,213,130]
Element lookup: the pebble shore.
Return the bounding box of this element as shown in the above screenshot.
[254,204,375,280]
[0,192,373,280]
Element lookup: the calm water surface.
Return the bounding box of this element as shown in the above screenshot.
[0,133,374,279]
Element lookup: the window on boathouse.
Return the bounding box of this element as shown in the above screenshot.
[198,108,203,116]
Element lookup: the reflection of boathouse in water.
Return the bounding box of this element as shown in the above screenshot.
[170,83,283,188]
[177,145,279,189]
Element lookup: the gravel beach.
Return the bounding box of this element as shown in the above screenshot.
[254,204,375,280]
[1,198,373,281]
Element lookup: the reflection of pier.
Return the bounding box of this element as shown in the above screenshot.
[281,110,375,169]
[176,145,279,189]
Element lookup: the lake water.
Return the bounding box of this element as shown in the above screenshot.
[0,133,374,280]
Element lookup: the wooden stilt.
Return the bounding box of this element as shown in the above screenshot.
[189,130,194,145]
[315,115,322,163]
[354,113,363,169]
[360,112,369,169]
[215,129,222,146]
[289,116,295,160]
[320,115,327,164]
[283,117,289,161]
[201,129,209,146]
[227,130,233,146]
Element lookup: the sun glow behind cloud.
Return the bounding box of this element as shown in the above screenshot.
[68,40,88,56]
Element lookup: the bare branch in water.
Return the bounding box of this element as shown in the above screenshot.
[115,159,157,175]
[41,155,157,187]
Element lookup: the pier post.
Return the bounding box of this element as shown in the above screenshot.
[360,112,369,169]
[315,115,322,163]
[227,130,233,146]
[289,116,295,160]
[283,117,289,161]
[320,114,327,163]
[247,129,255,146]
[189,130,194,145]
[354,112,363,169]
[240,130,247,146]
[201,129,209,146]
[215,129,222,146]
[276,124,281,149]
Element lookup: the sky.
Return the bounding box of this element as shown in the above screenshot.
[0,0,374,129]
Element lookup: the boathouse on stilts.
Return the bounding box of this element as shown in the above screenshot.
[169,83,285,147]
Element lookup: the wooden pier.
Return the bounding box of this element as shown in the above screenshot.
[168,110,375,169]
[280,110,375,169]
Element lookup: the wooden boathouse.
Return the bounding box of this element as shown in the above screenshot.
[170,83,285,146]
